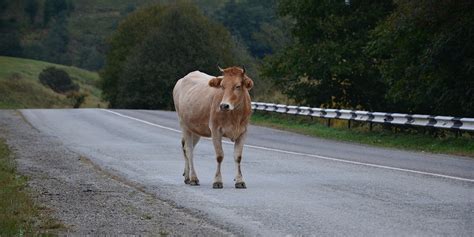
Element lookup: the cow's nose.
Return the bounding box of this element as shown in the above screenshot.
[220,103,230,111]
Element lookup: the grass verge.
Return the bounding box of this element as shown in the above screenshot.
[0,138,63,235]
[251,112,474,157]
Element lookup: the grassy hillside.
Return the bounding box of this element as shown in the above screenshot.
[0,56,106,109]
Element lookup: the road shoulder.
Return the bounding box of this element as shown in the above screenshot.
[0,110,231,235]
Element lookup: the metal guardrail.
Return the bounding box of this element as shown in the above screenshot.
[251,102,474,131]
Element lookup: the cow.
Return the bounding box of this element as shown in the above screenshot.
[173,66,253,189]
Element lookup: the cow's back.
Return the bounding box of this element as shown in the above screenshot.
[173,71,216,137]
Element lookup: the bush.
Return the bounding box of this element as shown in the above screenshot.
[66,91,87,108]
[39,67,79,93]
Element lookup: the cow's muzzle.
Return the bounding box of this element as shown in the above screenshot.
[220,103,231,111]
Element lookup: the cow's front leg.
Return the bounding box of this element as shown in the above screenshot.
[212,132,224,189]
[234,133,246,189]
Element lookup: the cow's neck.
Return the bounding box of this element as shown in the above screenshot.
[220,93,251,140]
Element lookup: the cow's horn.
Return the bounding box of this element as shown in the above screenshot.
[218,65,224,72]
[241,65,246,74]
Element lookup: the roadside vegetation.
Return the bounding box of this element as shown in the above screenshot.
[251,112,474,157]
[0,138,62,235]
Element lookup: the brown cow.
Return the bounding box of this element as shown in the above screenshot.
[173,66,253,189]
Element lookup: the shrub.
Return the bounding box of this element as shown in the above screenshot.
[66,91,87,108]
[39,67,79,93]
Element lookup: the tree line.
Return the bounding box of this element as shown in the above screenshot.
[2,0,472,117]
[264,0,474,117]
[0,0,75,66]
[101,0,473,117]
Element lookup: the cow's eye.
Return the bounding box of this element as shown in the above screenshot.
[235,85,241,90]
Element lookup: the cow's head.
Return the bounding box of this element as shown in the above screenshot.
[209,66,253,111]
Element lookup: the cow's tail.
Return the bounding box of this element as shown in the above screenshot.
[181,138,187,177]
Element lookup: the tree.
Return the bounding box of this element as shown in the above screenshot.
[263,0,393,110]
[101,2,245,109]
[24,0,38,24]
[42,17,71,65]
[43,0,73,26]
[367,0,474,117]
[0,19,22,56]
[214,0,287,58]
[99,4,167,107]
[77,46,104,71]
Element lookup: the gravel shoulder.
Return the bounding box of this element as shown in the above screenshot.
[0,110,231,236]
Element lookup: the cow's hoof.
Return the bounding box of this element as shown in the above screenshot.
[213,182,223,189]
[235,182,246,189]
[184,178,190,184]
[189,179,200,186]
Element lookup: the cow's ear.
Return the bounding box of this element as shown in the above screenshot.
[244,76,254,90]
[209,77,222,88]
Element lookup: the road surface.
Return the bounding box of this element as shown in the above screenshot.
[21,109,474,236]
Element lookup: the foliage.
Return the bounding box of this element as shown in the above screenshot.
[42,18,71,64]
[39,67,78,93]
[0,19,22,56]
[43,0,74,26]
[99,4,167,107]
[263,0,394,110]
[214,0,289,58]
[1,0,287,75]
[366,0,474,117]
[24,0,39,23]
[264,0,474,117]
[102,2,246,109]
[66,91,87,108]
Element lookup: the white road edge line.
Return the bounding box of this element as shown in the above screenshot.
[102,109,474,183]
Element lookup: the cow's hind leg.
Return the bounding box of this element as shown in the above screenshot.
[181,138,190,184]
[234,134,247,189]
[182,130,200,185]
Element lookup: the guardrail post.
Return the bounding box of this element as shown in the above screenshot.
[348,120,352,129]
[454,129,461,138]
[327,118,331,127]
[369,122,373,131]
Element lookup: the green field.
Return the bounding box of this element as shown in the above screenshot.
[251,112,474,157]
[0,56,106,109]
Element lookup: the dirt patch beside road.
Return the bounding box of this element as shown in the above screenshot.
[0,110,230,235]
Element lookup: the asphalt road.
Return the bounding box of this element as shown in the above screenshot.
[21,109,473,236]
